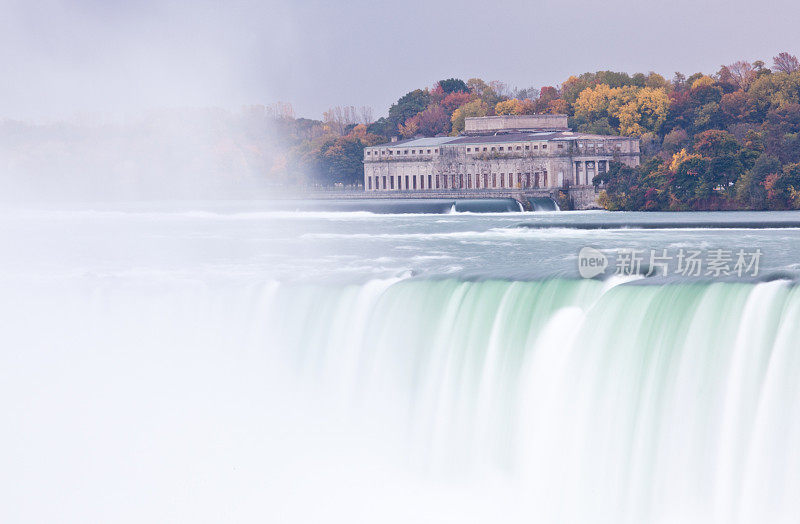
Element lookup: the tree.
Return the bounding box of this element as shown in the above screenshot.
[694,129,739,157]
[437,78,468,94]
[358,106,374,125]
[726,61,756,90]
[450,100,488,135]
[773,52,800,74]
[691,75,716,89]
[574,84,669,136]
[495,99,525,115]
[403,105,450,137]
[662,127,689,152]
[322,105,359,135]
[513,86,539,100]
[764,163,800,209]
[736,153,780,208]
[388,89,431,126]
[441,91,472,114]
[366,117,396,139]
[466,78,505,113]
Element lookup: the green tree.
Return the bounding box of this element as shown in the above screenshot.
[388,89,431,127]
[437,78,468,94]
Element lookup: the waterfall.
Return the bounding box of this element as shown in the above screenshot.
[265,278,800,523]
[3,276,799,522]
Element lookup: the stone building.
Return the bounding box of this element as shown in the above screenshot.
[363,114,639,192]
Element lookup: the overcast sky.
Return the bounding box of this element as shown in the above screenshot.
[3,0,800,122]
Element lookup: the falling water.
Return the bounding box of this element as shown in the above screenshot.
[261,277,800,523]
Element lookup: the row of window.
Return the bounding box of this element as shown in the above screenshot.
[366,148,439,157]
[366,172,549,191]
[466,143,564,153]
[575,160,608,170]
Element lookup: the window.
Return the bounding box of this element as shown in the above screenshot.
[467,148,471,152]
[491,147,496,151]
[542,144,547,149]
[534,145,538,150]
[389,150,393,155]
[499,147,504,151]
[428,175,432,189]
[516,146,521,150]
[525,145,530,150]
[483,147,487,152]
[404,150,409,155]
[405,175,409,189]
[434,149,438,153]
[492,173,497,187]
[427,149,431,154]
[366,151,371,156]
[368,178,372,190]
[390,177,395,189]
[557,144,564,149]
[382,176,387,189]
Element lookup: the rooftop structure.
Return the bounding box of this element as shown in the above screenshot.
[464,114,569,134]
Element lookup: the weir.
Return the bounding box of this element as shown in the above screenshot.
[286,187,598,210]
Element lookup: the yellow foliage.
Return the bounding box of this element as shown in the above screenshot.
[495,99,524,115]
[691,75,715,89]
[450,99,488,135]
[669,149,701,172]
[398,119,419,138]
[574,84,669,136]
[574,84,615,120]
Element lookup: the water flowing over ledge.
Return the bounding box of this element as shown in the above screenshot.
[4,274,800,523]
[264,277,800,522]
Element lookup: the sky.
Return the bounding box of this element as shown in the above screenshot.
[3,0,800,122]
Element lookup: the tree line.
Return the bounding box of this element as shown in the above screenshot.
[279,52,800,210]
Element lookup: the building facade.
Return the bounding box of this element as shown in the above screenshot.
[363,114,639,192]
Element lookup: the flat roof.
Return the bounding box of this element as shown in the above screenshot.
[371,132,632,148]
[449,131,631,145]
[371,136,459,148]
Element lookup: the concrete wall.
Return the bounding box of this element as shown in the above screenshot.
[569,186,602,210]
[465,114,569,133]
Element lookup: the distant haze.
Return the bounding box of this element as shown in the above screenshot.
[3,0,800,121]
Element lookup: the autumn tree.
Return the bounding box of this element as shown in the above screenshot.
[442,91,472,114]
[466,78,506,113]
[773,52,800,74]
[574,84,669,136]
[726,61,757,90]
[450,99,488,135]
[402,105,450,137]
[495,99,525,115]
